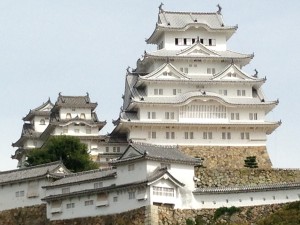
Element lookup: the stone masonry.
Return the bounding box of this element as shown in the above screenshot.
[180,146,272,169]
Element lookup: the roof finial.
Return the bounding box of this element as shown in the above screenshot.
[166,57,170,63]
[159,3,164,12]
[217,4,222,14]
[126,66,131,73]
[196,36,200,43]
[254,69,258,78]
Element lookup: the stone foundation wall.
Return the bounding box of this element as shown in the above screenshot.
[157,203,290,225]
[194,168,300,187]
[180,146,272,169]
[0,202,298,225]
[0,204,48,225]
[0,204,146,225]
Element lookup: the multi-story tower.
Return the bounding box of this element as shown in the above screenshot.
[12,99,54,167]
[12,93,119,168]
[112,5,280,168]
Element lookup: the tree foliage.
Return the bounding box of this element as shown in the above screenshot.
[26,136,98,172]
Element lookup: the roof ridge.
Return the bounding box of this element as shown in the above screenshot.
[0,161,61,175]
[163,10,218,16]
[62,167,114,178]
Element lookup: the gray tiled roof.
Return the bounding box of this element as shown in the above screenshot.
[111,143,201,166]
[147,10,237,44]
[12,124,42,147]
[53,93,97,109]
[194,182,300,194]
[157,11,234,30]
[146,49,252,59]
[45,168,116,188]
[0,161,68,185]
[23,99,53,121]
[130,91,277,108]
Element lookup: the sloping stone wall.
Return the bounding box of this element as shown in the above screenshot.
[0,204,145,225]
[0,204,48,225]
[0,202,298,225]
[180,146,272,169]
[158,203,290,225]
[195,168,300,187]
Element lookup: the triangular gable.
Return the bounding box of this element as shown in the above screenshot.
[33,99,54,112]
[51,164,70,175]
[211,64,256,81]
[148,171,185,188]
[141,63,190,80]
[119,145,143,160]
[177,42,220,57]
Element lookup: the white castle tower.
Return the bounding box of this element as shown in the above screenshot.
[112,5,280,169]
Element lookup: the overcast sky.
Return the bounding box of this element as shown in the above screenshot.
[0,0,299,171]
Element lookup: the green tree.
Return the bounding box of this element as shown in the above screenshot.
[26,136,98,172]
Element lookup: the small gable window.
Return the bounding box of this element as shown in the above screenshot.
[80,113,86,119]
[40,119,45,125]
[66,113,71,119]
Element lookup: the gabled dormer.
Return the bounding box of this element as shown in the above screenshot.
[140,63,190,80]
[211,64,264,82]
[176,41,220,57]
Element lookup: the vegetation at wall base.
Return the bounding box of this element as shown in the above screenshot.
[244,156,258,168]
[25,136,99,172]
[213,206,241,220]
[256,201,300,225]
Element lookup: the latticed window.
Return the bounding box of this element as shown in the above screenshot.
[153,186,174,197]
[180,105,227,119]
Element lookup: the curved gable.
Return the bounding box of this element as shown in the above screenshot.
[141,63,190,80]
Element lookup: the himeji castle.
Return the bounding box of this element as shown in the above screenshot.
[111,4,280,169]
[5,5,300,222]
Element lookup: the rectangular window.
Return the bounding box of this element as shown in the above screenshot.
[147,112,156,119]
[237,90,246,96]
[184,132,194,139]
[241,132,250,140]
[84,200,94,206]
[66,203,75,209]
[249,113,258,120]
[128,164,135,171]
[113,147,116,152]
[105,147,109,152]
[227,132,231,139]
[128,191,135,200]
[148,131,157,139]
[208,38,216,46]
[86,127,91,134]
[203,132,213,139]
[166,132,170,139]
[153,186,174,197]
[207,68,216,74]
[171,132,175,139]
[27,181,39,198]
[113,196,118,202]
[94,182,103,189]
[116,147,120,152]
[148,131,156,139]
[165,112,175,120]
[231,113,240,120]
[222,132,231,140]
[173,89,177,95]
[154,88,163,95]
[62,187,70,194]
[15,190,25,197]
